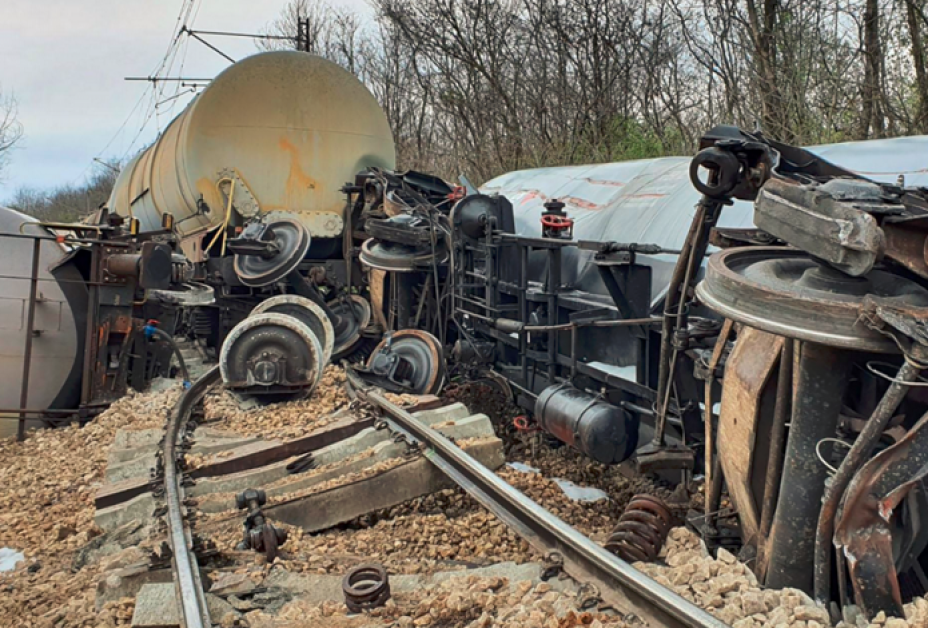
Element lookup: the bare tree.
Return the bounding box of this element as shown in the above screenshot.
[0,87,24,180]
[264,0,928,184]
[9,161,119,222]
[905,0,928,133]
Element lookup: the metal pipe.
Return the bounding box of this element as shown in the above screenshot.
[455,308,494,323]
[394,273,416,329]
[358,385,728,628]
[184,28,236,64]
[703,319,733,513]
[547,248,561,383]
[523,318,662,333]
[0,230,131,246]
[104,253,142,278]
[705,455,724,526]
[520,245,529,385]
[652,199,720,447]
[0,274,112,286]
[812,352,924,604]
[758,339,794,568]
[17,239,41,441]
[704,370,716,518]
[0,409,83,418]
[80,245,101,406]
[456,294,500,312]
[570,326,578,380]
[765,342,850,591]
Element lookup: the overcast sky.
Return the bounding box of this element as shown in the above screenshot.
[0,0,372,203]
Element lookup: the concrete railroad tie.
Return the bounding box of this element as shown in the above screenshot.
[95,403,503,533]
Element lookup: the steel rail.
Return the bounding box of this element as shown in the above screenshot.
[358,386,729,628]
[164,366,221,628]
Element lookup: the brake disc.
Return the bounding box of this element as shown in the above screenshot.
[233,217,310,287]
[220,312,323,395]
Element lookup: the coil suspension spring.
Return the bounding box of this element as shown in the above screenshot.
[192,307,215,339]
[604,494,673,563]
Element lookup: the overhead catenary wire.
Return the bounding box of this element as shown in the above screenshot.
[120,0,203,161]
[68,0,203,188]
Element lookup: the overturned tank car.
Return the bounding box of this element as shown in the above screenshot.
[101,51,432,400]
[355,124,928,622]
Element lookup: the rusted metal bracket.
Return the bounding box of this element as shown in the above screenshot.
[813,307,928,607]
[834,408,928,618]
[823,302,928,617]
[216,168,261,218]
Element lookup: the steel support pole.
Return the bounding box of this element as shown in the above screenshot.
[18,238,41,441]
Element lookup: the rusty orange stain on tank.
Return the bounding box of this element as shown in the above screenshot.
[279,137,321,207]
[584,178,626,187]
[519,190,548,205]
[561,196,601,210]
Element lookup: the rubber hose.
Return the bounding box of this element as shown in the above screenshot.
[150,327,191,383]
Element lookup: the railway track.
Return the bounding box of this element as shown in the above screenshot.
[348,375,730,628]
[161,366,727,628]
[162,366,221,628]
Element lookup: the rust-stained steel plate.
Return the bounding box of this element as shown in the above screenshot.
[717,326,784,546]
[697,247,928,352]
[835,407,928,618]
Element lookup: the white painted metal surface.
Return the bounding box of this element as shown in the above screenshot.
[482,135,928,303]
[0,207,81,437]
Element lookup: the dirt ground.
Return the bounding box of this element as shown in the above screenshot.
[2,375,927,628]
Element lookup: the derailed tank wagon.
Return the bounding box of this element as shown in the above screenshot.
[107,51,398,382]
[356,124,928,621]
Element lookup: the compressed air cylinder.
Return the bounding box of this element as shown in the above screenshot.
[534,383,638,464]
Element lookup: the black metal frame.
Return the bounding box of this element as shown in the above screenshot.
[449,223,699,436]
[0,225,178,438]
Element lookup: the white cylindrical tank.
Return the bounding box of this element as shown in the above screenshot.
[482,134,928,305]
[107,51,396,259]
[0,207,83,438]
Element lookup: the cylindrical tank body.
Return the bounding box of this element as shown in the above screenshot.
[481,133,928,306]
[107,51,396,259]
[534,383,638,464]
[0,208,83,437]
